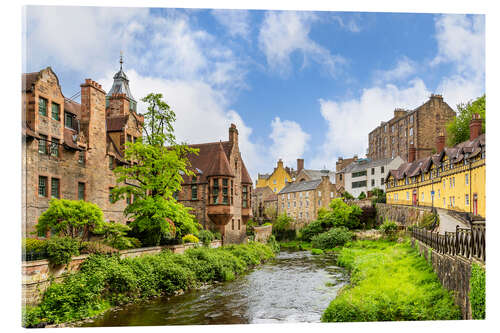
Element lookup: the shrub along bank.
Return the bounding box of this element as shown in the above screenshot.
[22,242,277,327]
[321,240,462,322]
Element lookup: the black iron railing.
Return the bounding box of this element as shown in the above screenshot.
[22,250,48,262]
[412,222,485,262]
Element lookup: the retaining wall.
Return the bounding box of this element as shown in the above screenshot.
[254,225,272,242]
[411,238,483,319]
[376,203,432,227]
[22,240,222,306]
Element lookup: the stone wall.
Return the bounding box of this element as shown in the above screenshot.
[411,238,480,319]
[376,203,432,227]
[254,225,272,242]
[22,240,222,306]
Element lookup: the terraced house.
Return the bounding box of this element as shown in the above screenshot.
[385,114,485,219]
[22,62,144,237]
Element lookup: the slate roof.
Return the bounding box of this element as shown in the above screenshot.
[301,169,336,183]
[107,67,136,102]
[342,157,394,174]
[184,141,233,183]
[278,179,323,194]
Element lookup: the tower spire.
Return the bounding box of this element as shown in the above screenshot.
[120,50,123,70]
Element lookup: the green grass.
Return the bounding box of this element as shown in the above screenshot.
[279,240,312,251]
[22,242,277,328]
[321,240,462,322]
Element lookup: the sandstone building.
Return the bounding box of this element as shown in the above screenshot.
[335,155,358,191]
[256,159,296,193]
[252,186,278,223]
[176,124,253,244]
[367,95,456,162]
[22,62,144,237]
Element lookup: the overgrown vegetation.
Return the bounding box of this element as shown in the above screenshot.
[419,211,439,230]
[197,230,215,246]
[370,188,386,204]
[310,227,353,250]
[469,263,486,319]
[446,95,485,146]
[22,242,277,327]
[379,219,398,240]
[272,213,296,241]
[321,240,461,322]
[44,237,80,266]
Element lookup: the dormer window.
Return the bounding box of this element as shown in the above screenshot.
[65,112,75,130]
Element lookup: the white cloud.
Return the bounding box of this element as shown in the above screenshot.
[313,80,430,167]
[374,57,417,83]
[211,9,251,39]
[269,117,310,167]
[258,11,345,77]
[331,16,361,33]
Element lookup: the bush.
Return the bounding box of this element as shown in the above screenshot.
[94,221,138,250]
[299,220,324,242]
[262,222,272,226]
[267,235,280,253]
[311,248,324,255]
[419,212,439,230]
[319,199,363,230]
[45,237,80,266]
[357,192,366,200]
[213,231,222,240]
[470,263,486,319]
[311,227,353,250]
[379,220,398,240]
[197,230,215,246]
[182,234,199,244]
[23,238,47,259]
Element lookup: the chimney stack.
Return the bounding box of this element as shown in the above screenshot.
[469,113,482,140]
[436,132,445,153]
[229,123,238,146]
[408,143,416,163]
[277,159,284,168]
[297,158,304,173]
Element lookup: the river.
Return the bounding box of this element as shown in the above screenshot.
[80,249,347,327]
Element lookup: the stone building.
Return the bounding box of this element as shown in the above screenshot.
[335,155,358,191]
[252,187,278,223]
[367,95,456,162]
[22,62,144,237]
[341,156,404,198]
[277,175,337,225]
[176,124,253,244]
[256,158,297,193]
[386,115,485,219]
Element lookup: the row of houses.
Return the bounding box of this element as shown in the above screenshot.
[23,61,251,243]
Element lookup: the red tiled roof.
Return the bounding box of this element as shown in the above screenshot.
[204,142,234,178]
[107,115,128,132]
[185,141,234,182]
[241,160,253,184]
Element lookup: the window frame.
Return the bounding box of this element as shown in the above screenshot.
[51,102,60,120]
[38,97,47,116]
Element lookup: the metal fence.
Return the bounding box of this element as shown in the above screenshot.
[412,222,485,262]
[22,250,48,262]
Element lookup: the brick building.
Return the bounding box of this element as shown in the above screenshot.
[277,175,337,225]
[367,95,456,162]
[22,63,144,237]
[176,124,253,244]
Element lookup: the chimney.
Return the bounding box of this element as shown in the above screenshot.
[229,123,238,146]
[297,158,304,173]
[277,159,284,168]
[436,132,445,153]
[408,143,416,163]
[354,154,358,161]
[469,113,482,140]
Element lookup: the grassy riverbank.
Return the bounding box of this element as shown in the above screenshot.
[23,242,278,328]
[321,240,462,322]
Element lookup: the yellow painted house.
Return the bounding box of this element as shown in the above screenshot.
[385,129,485,219]
[256,159,293,193]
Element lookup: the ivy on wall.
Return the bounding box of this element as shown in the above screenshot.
[469,263,486,319]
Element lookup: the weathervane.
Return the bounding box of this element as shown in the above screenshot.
[120,50,123,70]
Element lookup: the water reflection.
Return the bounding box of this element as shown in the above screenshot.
[81,249,347,327]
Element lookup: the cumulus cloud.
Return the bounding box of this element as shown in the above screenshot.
[269,117,310,167]
[258,11,345,77]
[374,57,417,83]
[211,9,251,39]
[313,80,430,167]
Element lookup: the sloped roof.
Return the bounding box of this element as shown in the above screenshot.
[278,179,322,194]
[107,67,136,102]
[301,169,336,183]
[184,141,235,182]
[241,160,253,184]
[64,99,81,118]
[204,142,234,178]
[63,129,82,150]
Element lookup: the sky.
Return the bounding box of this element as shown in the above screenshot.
[23,6,485,182]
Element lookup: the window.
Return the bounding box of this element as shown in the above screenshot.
[443,197,446,207]
[352,180,367,188]
[212,178,219,204]
[51,178,60,198]
[384,124,388,132]
[64,112,74,129]
[299,212,303,219]
[371,168,375,175]
[449,179,452,189]
[238,219,241,230]
[273,179,277,184]
[371,179,375,187]
[318,199,322,206]
[352,171,367,178]
[306,212,309,219]
[453,177,455,188]
[232,219,234,230]
[391,125,395,133]
[305,192,309,198]
[318,191,322,197]
[330,192,334,198]
[293,201,296,208]
[452,196,455,207]
[274,187,277,192]
[38,97,47,116]
[38,135,47,154]
[381,166,384,173]
[51,102,60,120]
[438,189,440,198]
[299,192,303,198]
[231,180,234,204]
[287,202,290,208]
[242,185,248,208]
[465,194,469,205]
[127,134,132,142]
[443,180,446,189]
[421,173,424,182]
[38,176,47,197]
[109,187,114,203]
[126,195,131,204]
[410,115,414,124]
[50,138,58,157]
[173,191,179,200]
[78,182,85,200]
[406,192,409,200]
[222,178,229,204]
[306,200,309,207]
[421,192,424,201]
[409,128,413,136]
[299,201,302,208]
[282,203,284,209]
[287,193,290,200]
[381,178,384,185]
[339,174,342,181]
[78,150,85,165]
[191,183,198,200]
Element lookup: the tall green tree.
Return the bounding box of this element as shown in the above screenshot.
[112,93,200,245]
[446,95,485,146]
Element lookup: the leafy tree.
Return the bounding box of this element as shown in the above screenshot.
[93,221,140,250]
[35,199,105,241]
[341,191,354,200]
[264,206,277,220]
[112,93,200,245]
[273,213,293,233]
[357,192,366,200]
[446,95,485,146]
[371,188,386,204]
[319,198,363,230]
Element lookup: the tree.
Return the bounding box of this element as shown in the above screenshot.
[357,192,366,200]
[318,198,363,230]
[112,93,200,246]
[371,188,386,204]
[264,206,277,220]
[35,199,105,241]
[341,191,354,200]
[273,213,293,233]
[446,95,485,146]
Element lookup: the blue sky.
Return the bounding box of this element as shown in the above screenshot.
[24,6,485,181]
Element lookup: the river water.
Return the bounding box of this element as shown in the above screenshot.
[80,249,347,327]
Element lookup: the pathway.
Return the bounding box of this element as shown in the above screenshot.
[436,208,468,234]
